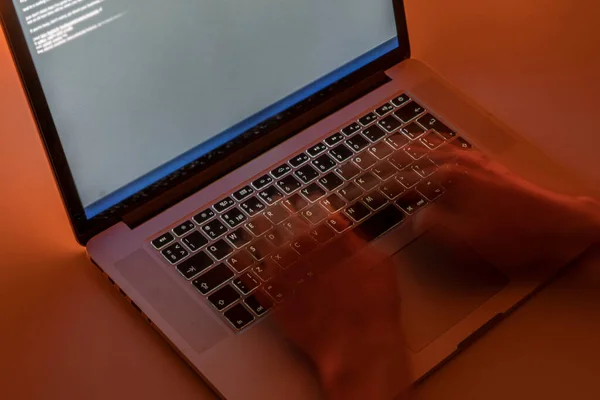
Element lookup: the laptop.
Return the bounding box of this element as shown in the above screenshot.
[1,0,592,398]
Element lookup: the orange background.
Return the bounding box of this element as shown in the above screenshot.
[2,0,600,399]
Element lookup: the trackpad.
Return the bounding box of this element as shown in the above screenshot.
[392,228,509,352]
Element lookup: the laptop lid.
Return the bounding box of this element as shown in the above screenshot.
[0,0,410,244]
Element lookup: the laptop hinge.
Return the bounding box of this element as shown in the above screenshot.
[122,70,391,229]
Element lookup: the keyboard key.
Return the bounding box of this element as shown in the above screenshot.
[278,174,303,193]
[162,243,189,264]
[330,144,354,162]
[193,209,215,225]
[372,160,397,181]
[417,113,456,139]
[318,172,344,191]
[291,235,318,255]
[391,94,410,107]
[253,258,281,281]
[416,177,445,201]
[222,207,247,228]
[450,136,473,150]
[327,213,354,233]
[265,281,286,303]
[232,186,255,201]
[336,162,361,180]
[271,163,292,179]
[353,205,405,242]
[375,102,395,116]
[321,193,346,213]
[341,122,361,136]
[339,182,363,202]
[378,115,402,132]
[362,191,388,211]
[345,202,372,222]
[259,186,284,205]
[301,183,327,202]
[207,239,234,260]
[202,219,228,240]
[282,193,309,213]
[355,172,379,191]
[265,226,293,247]
[208,284,241,311]
[428,147,455,167]
[294,165,320,184]
[226,227,253,248]
[192,264,234,295]
[394,101,425,123]
[264,204,290,225]
[412,158,437,178]
[309,223,336,243]
[369,141,394,159]
[301,204,328,224]
[388,151,414,170]
[227,250,254,273]
[353,151,377,169]
[244,291,273,316]
[224,303,255,330]
[396,169,422,188]
[233,272,260,294]
[151,232,174,250]
[289,152,310,168]
[214,197,235,213]
[358,112,378,126]
[420,130,445,149]
[248,238,275,260]
[401,122,426,140]
[385,132,410,150]
[240,196,266,216]
[325,132,345,147]
[182,230,209,251]
[246,215,273,236]
[176,251,214,279]
[271,247,299,269]
[380,180,405,199]
[346,134,370,152]
[173,220,195,237]
[282,216,310,235]
[312,154,337,173]
[404,141,429,160]
[252,174,273,190]
[396,190,428,214]
[362,126,387,144]
[307,142,328,157]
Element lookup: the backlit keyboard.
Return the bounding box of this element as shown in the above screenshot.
[150,93,472,331]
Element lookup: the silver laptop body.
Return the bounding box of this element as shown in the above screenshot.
[1,1,593,398]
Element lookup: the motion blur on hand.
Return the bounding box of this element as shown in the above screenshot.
[421,147,600,274]
[272,145,600,400]
[273,233,411,400]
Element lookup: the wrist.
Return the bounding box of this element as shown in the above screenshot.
[316,345,411,400]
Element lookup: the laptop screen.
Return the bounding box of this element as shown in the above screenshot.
[12,0,398,218]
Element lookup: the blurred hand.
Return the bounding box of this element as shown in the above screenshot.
[273,234,411,400]
[420,147,600,273]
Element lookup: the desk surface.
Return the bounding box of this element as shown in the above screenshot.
[2,1,600,399]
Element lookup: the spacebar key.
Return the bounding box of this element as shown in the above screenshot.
[353,205,405,242]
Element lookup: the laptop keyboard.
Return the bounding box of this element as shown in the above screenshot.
[150,94,472,331]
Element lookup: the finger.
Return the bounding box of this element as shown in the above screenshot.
[430,145,490,171]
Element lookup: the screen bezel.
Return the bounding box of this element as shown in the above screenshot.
[0,0,411,244]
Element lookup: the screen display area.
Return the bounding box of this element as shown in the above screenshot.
[12,0,398,217]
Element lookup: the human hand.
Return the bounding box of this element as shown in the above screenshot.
[418,147,600,274]
[272,233,411,400]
